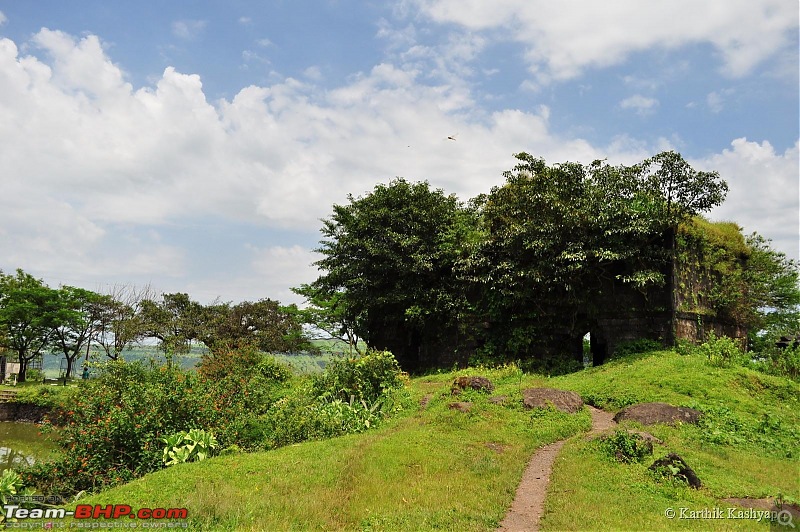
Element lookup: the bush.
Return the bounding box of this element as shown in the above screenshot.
[11,384,74,408]
[262,351,407,449]
[603,429,653,463]
[753,345,800,381]
[23,360,211,496]
[611,339,663,359]
[699,333,744,367]
[311,350,404,403]
[197,347,294,448]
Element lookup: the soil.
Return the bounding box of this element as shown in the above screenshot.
[497,406,615,532]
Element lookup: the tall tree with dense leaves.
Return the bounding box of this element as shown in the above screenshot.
[0,269,60,382]
[306,178,478,370]
[467,151,729,365]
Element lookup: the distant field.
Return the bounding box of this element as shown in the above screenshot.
[38,344,343,378]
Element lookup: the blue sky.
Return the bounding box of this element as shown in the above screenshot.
[0,1,797,305]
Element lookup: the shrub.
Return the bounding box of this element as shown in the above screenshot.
[197,347,294,448]
[699,333,743,367]
[603,429,653,463]
[611,339,663,359]
[754,345,800,381]
[23,360,211,496]
[311,350,404,403]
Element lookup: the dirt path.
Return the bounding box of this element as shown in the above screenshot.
[497,406,615,532]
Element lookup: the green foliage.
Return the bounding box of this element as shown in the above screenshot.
[468,151,727,363]
[304,178,478,371]
[196,347,293,448]
[23,360,211,496]
[262,351,407,448]
[11,383,73,408]
[698,333,744,367]
[311,350,405,403]
[0,269,61,382]
[162,429,218,466]
[753,344,800,381]
[610,339,663,359]
[197,299,313,354]
[689,402,799,458]
[603,429,653,463]
[0,469,36,526]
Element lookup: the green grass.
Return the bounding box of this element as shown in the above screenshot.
[25,351,800,530]
[544,350,799,530]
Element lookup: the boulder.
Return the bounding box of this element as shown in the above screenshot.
[613,402,702,425]
[451,376,495,394]
[649,453,702,488]
[521,388,583,413]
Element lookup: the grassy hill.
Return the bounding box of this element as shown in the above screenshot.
[59,349,799,530]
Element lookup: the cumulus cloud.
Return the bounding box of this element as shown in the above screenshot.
[409,0,798,84]
[0,25,795,304]
[704,139,800,260]
[0,11,7,25]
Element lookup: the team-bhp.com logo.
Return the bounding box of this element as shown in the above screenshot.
[3,504,188,520]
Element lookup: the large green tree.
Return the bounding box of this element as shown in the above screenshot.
[139,292,204,356]
[0,269,60,382]
[305,178,478,370]
[468,151,728,364]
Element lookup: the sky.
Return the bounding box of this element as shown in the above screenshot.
[0,1,798,306]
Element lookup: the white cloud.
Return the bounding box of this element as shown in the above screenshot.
[172,19,207,40]
[0,26,795,304]
[410,0,798,84]
[619,94,659,116]
[0,11,7,25]
[704,139,800,261]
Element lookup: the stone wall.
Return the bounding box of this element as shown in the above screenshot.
[0,402,53,423]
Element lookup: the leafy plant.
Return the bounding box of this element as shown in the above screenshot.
[699,333,743,367]
[23,360,212,496]
[0,469,35,526]
[603,429,653,463]
[311,350,405,404]
[162,429,218,466]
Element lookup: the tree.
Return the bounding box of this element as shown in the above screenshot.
[196,299,312,354]
[139,292,204,357]
[93,284,153,360]
[292,283,363,355]
[305,178,478,371]
[466,151,729,365]
[50,286,109,381]
[0,270,60,382]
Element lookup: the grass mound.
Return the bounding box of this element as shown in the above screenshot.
[43,351,800,530]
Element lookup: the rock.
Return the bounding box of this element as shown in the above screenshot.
[488,395,508,405]
[521,388,583,413]
[649,453,701,488]
[448,401,472,413]
[451,376,495,395]
[614,402,702,425]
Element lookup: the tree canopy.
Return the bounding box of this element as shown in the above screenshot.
[301,151,796,371]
